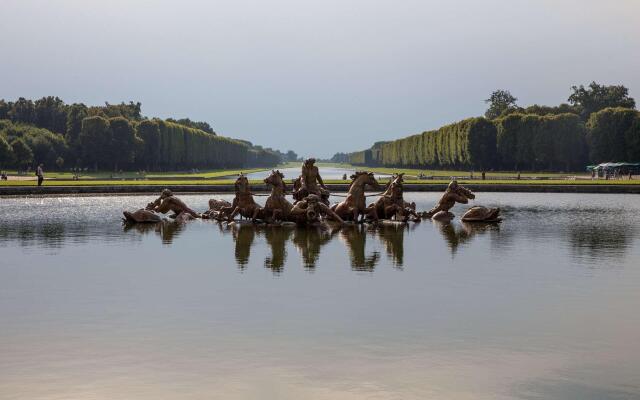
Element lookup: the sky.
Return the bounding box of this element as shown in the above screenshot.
[1,0,639,158]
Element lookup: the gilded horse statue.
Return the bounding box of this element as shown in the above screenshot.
[263,169,294,223]
[331,171,380,222]
[225,174,262,222]
[423,180,501,222]
[123,188,199,223]
[371,173,419,221]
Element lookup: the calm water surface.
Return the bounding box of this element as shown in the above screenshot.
[1,193,640,400]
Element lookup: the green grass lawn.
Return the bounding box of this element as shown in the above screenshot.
[1,166,273,180]
[2,177,638,187]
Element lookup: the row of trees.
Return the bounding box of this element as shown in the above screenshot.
[344,83,638,171]
[0,97,283,170]
[348,118,499,170]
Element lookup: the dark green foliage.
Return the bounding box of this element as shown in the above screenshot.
[569,82,635,119]
[8,98,36,124]
[0,100,10,120]
[0,135,13,166]
[485,90,518,119]
[66,104,88,144]
[626,115,640,162]
[166,118,216,135]
[0,96,282,170]
[10,138,34,169]
[586,107,638,163]
[330,152,350,163]
[1,122,67,169]
[109,117,139,170]
[501,103,580,118]
[496,113,587,170]
[353,118,498,169]
[136,119,161,170]
[79,116,111,170]
[34,96,67,134]
[88,101,143,120]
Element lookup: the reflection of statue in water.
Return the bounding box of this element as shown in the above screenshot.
[291,225,338,270]
[424,180,500,222]
[264,226,294,273]
[123,188,200,223]
[293,158,330,205]
[340,225,380,271]
[231,223,256,269]
[122,219,185,244]
[373,223,413,267]
[434,219,500,255]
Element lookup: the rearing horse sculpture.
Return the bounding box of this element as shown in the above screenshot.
[372,173,419,221]
[331,171,380,222]
[263,170,293,223]
[225,174,262,222]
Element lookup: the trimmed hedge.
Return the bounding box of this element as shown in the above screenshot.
[351,117,498,169]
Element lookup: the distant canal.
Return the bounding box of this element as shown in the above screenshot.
[1,193,639,399]
[242,166,393,180]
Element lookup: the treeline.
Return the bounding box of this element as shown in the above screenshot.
[343,82,639,171]
[0,97,282,170]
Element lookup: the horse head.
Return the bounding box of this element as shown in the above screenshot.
[234,173,250,194]
[264,169,287,194]
[356,171,380,189]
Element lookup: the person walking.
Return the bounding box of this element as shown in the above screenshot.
[36,164,44,186]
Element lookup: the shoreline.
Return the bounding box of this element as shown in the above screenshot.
[2,183,640,196]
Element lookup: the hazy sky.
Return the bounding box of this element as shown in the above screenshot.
[1,0,639,157]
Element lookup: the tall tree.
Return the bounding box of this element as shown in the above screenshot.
[569,82,636,119]
[8,97,36,124]
[108,117,137,170]
[485,90,518,119]
[79,116,111,170]
[34,96,67,134]
[0,136,14,167]
[10,138,34,169]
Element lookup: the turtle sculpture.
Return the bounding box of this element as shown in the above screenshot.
[460,206,501,222]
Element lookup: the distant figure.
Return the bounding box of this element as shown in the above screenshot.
[342,173,347,180]
[481,171,486,180]
[591,169,596,180]
[629,171,633,180]
[470,171,474,179]
[517,171,521,180]
[1,171,7,181]
[36,164,44,186]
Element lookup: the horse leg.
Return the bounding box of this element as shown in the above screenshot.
[367,205,379,222]
[352,207,359,223]
[251,206,261,223]
[227,207,240,222]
